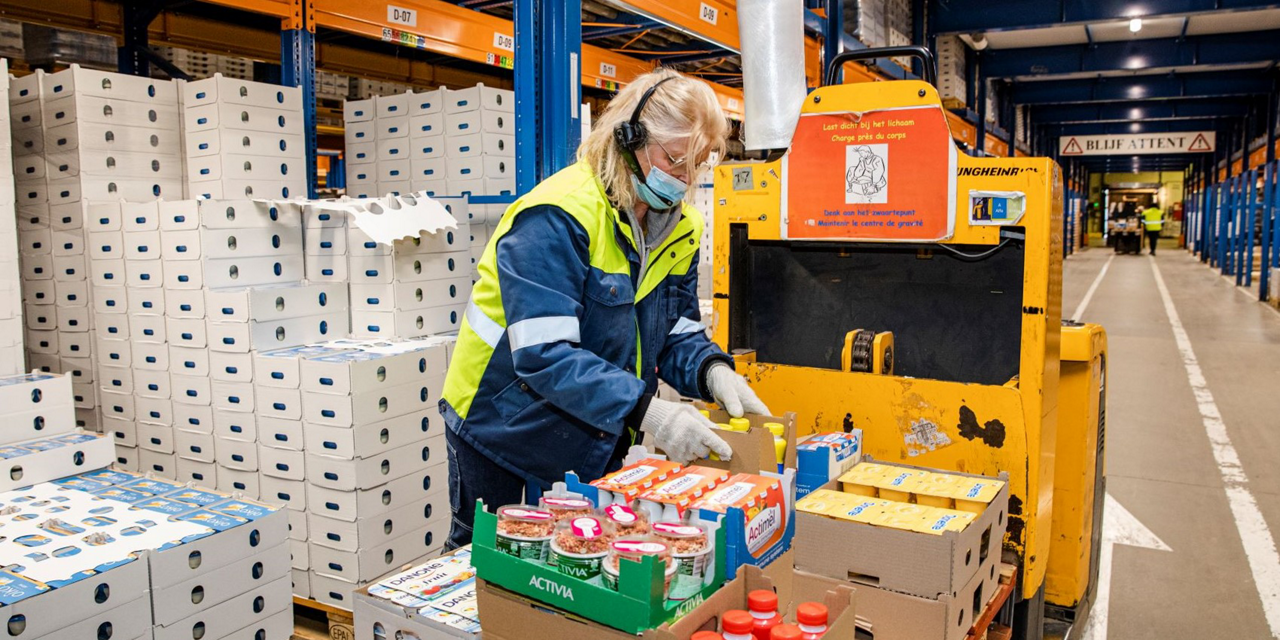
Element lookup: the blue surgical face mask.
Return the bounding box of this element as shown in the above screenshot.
[631,146,688,210]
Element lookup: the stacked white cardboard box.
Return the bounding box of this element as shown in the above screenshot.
[12,65,184,431]
[0,372,115,488]
[250,336,452,607]
[344,84,516,201]
[12,71,53,381]
[184,74,307,201]
[343,90,419,199]
[155,46,255,81]
[0,373,291,640]
[0,60,22,374]
[346,197,471,339]
[937,35,967,107]
[353,77,417,100]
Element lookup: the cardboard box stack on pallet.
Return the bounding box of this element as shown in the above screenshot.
[11,71,51,380]
[0,372,292,640]
[13,65,185,433]
[346,197,472,339]
[184,75,308,201]
[794,458,1011,640]
[248,336,454,606]
[0,60,22,374]
[343,84,516,201]
[843,0,914,66]
[937,35,967,109]
[0,372,115,490]
[352,409,1016,640]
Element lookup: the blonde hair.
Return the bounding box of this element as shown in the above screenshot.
[579,69,729,209]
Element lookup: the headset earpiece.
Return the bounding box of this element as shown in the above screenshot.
[614,76,673,154]
[613,120,647,151]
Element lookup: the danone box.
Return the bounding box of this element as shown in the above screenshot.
[688,469,795,580]
[565,447,796,581]
[795,430,863,498]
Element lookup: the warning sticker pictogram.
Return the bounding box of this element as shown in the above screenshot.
[1188,133,1212,152]
[1062,137,1083,155]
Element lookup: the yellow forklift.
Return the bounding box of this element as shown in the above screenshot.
[712,47,1106,638]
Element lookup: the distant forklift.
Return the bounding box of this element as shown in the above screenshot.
[1109,202,1144,254]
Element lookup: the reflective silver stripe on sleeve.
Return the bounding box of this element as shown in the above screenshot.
[466,301,505,349]
[507,316,581,351]
[669,316,706,335]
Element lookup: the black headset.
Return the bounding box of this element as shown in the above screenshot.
[613,77,678,208]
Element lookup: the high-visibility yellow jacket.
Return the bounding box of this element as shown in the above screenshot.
[1142,207,1164,231]
[440,161,730,487]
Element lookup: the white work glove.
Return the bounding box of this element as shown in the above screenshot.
[706,363,771,418]
[640,398,733,464]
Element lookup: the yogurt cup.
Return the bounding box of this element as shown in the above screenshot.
[540,496,595,523]
[550,515,612,579]
[495,505,554,561]
[651,521,712,600]
[602,553,678,595]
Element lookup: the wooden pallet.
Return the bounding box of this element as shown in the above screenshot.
[966,565,1018,640]
[293,596,354,640]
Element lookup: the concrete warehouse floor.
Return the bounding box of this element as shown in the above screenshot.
[1064,248,1280,639]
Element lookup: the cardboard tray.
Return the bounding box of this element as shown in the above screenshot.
[793,456,1009,601]
[470,499,729,634]
[478,551,857,640]
[352,546,480,640]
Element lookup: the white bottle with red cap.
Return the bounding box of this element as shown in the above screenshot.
[796,602,828,639]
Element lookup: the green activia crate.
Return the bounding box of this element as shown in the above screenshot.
[471,500,729,634]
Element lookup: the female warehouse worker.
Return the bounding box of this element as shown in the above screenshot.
[439,69,769,549]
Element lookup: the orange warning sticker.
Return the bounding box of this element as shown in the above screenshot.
[784,107,956,242]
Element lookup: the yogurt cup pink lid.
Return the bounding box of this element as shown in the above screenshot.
[605,504,641,525]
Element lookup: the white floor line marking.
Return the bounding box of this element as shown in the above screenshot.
[1079,493,1171,640]
[1071,254,1116,321]
[1150,256,1280,638]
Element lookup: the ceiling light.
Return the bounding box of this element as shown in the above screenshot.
[1129,18,1143,33]
[1130,123,1142,132]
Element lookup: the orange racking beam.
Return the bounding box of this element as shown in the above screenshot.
[601,0,739,51]
[309,0,744,117]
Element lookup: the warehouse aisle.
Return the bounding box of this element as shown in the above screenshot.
[1063,249,1280,639]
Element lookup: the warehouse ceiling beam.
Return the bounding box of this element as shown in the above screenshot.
[930,0,1280,34]
[1011,69,1275,105]
[981,30,1280,78]
[598,0,740,52]
[582,13,663,40]
[1032,98,1255,124]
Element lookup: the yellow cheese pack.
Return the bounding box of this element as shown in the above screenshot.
[796,489,867,516]
[913,509,978,535]
[825,497,892,524]
[837,463,899,496]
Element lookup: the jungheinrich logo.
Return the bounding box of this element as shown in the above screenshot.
[958,167,1039,177]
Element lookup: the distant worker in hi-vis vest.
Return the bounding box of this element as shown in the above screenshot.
[1142,204,1165,256]
[438,70,771,549]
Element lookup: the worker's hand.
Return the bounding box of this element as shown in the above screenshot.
[639,398,733,464]
[706,363,771,418]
